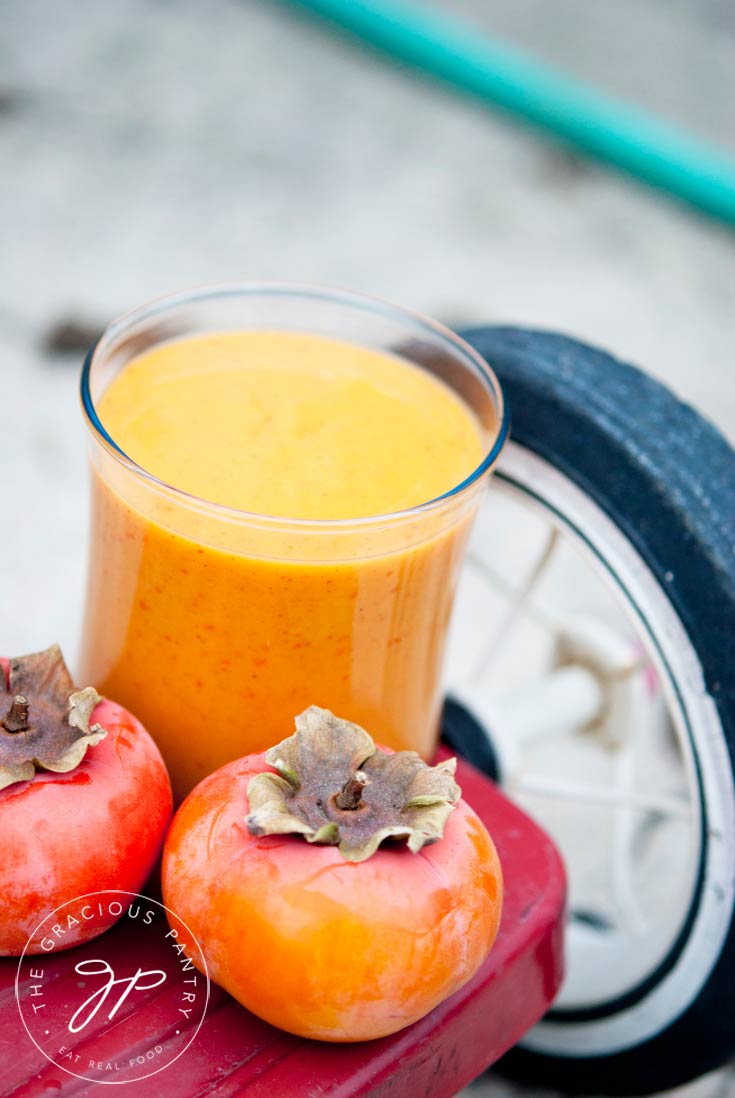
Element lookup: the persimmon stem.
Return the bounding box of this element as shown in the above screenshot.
[3,695,30,733]
[334,771,368,811]
[247,707,461,861]
[0,646,107,791]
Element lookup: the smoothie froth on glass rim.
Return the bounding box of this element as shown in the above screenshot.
[78,285,507,801]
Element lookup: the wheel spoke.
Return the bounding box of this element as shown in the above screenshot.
[467,526,561,681]
[611,739,650,934]
[513,773,691,818]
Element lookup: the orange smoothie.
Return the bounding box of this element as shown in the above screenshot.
[79,331,489,800]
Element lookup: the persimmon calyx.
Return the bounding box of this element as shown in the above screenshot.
[246,705,460,863]
[0,644,107,791]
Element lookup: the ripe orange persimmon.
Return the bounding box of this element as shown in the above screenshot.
[0,645,172,956]
[162,706,503,1042]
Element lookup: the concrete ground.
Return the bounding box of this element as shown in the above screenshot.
[1,1,734,1095]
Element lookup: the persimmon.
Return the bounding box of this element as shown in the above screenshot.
[0,645,173,955]
[162,706,503,1042]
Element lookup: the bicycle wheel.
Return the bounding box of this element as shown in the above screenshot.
[442,326,735,1095]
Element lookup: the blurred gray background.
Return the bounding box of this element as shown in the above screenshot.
[1,2,734,1096]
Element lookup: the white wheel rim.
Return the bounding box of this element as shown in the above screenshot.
[449,442,735,1056]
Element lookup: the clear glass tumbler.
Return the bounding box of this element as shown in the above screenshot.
[79,284,507,800]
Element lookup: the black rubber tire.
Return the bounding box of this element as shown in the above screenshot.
[453,326,735,1095]
[442,696,502,782]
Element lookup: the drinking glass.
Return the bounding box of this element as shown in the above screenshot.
[79,284,507,800]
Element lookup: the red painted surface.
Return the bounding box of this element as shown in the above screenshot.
[0,755,566,1097]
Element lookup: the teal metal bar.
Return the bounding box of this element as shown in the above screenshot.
[284,0,735,225]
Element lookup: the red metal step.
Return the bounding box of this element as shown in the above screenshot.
[1,755,565,1097]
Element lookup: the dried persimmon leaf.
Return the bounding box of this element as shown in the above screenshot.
[247,706,461,862]
[0,646,107,788]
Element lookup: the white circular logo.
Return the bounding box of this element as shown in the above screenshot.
[16,890,209,1085]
